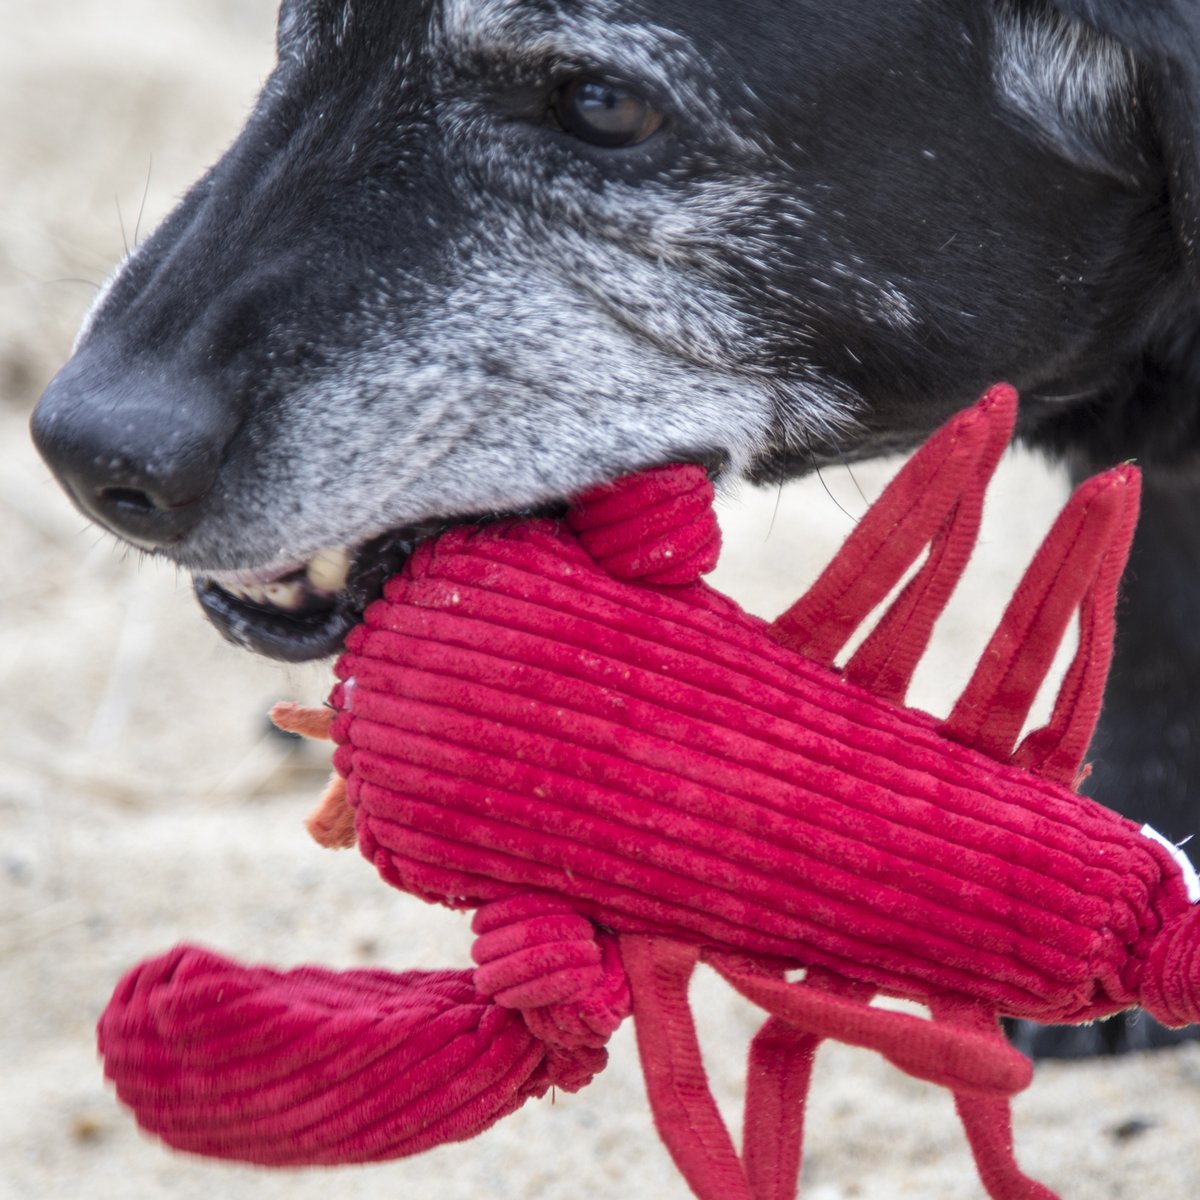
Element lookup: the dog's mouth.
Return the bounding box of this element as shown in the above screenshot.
[192,520,455,662]
[191,457,724,662]
[192,497,575,661]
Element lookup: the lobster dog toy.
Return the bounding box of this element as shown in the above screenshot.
[98,388,1200,1200]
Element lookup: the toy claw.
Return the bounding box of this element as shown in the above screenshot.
[269,701,334,741]
[303,774,356,849]
[97,933,620,1165]
[99,386,1200,1200]
[269,703,357,847]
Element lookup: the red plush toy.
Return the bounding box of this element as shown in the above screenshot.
[98,387,1200,1200]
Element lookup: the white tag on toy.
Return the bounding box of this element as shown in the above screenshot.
[1142,825,1200,903]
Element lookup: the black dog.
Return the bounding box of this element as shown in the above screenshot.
[31,0,1200,1054]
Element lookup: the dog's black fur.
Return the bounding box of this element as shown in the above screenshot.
[30,0,1200,1055]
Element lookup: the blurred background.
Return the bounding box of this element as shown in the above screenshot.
[2,2,1198,1197]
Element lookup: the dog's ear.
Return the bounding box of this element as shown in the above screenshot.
[1051,1,1200,273]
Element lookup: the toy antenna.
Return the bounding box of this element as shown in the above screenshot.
[943,465,1140,785]
[770,385,1017,704]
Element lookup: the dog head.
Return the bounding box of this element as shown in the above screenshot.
[30,0,1200,659]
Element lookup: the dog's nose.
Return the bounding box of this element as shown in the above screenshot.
[30,350,238,548]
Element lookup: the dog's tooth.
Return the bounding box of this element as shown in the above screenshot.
[243,583,268,606]
[221,580,249,600]
[307,547,352,593]
[263,581,304,611]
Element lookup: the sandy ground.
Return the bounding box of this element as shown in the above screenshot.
[2,3,1199,1197]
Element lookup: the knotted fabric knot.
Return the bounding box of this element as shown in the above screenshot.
[568,463,720,585]
[472,894,631,1091]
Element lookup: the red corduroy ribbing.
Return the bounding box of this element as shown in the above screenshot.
[96,388,1200,1200]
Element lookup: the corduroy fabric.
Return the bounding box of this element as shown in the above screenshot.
[96,387,1200,1200]
[97,947,569,1165]
[332,454,1171,1024]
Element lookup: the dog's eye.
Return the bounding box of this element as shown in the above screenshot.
[553,78,664,148]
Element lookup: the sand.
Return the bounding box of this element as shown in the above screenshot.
[2,2,1198,1196]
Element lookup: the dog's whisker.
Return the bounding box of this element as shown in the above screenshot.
[48,278,103,292]
[114,194,129,258]
[834,444,870,510]
[133,156,154,248]
[1035,389,1103,403]
[811,458,856,524]
[766,481,784,541]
